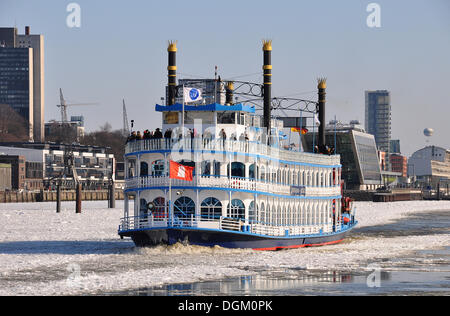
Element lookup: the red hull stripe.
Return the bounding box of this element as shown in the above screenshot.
[252,239,344,251]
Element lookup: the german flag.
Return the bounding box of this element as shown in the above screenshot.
[291,127,308,135]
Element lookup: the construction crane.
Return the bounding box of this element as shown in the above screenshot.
[122,99,130,137]
[57,88,99,124]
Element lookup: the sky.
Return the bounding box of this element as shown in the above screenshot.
[1,0,449,157]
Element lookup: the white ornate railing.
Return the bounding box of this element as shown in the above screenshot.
[119,215,336,237]
[125,139,341,167]
[124,175,341,197]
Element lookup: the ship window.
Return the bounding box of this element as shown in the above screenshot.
[184,112,214,125]
[278,205,283,226]
[271,169,276,183]
[259,203,265,223]
[227,199,245,220]
[249,201,256,223]
[217,112,236,124]
[260,165,266,182]
[174,197,195,219]
[139,198,148,218]
[201,197,222,220]
[153,197,167,220]
[228,162,245,178]
[239,113,245,125]
[163,112,179,124]
[140,162,149,177]
[127,159,136,178]
[152,160,166,176]
[265,204,270,225]
[201,161,211,177]
[213,161,221,177]
[249,164,256,180]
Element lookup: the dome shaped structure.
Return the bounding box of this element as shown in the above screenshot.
[424,128,434,137]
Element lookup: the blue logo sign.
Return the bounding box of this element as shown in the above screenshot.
[189,89,200,100]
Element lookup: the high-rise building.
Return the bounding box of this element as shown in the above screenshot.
[0,26,45,142]
[0,47,34,140]
[365,90,391,153]
[0,27,16,47]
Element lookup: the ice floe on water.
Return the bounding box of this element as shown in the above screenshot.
[0,200,449,295]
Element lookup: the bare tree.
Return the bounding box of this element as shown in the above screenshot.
[0,104,29,142]
[80,122,127,160]
[45,120,78,144]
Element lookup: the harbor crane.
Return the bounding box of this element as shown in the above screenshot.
[122,99,130,137]
[57,88,99,124]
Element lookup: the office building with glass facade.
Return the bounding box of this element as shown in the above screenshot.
[0,47,34,140]
[365,90,391,154]
[0,26,45,142]
[302,121,382,190]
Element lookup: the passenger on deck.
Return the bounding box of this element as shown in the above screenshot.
[219,129,227,148]
[127,131,137,143]
[164,129,172,146]
[154,128,163,139]
[143,130,151,139]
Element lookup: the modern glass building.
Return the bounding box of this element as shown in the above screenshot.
[365,90,391,154]
[302,121,382,190]
[0,26,45,142]
[0,47,34,140]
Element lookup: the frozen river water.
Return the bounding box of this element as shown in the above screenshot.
[0,200,449,295]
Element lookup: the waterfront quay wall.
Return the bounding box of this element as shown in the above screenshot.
[0,190,124,203]
[344,190,375,201]
[344,189,423,202]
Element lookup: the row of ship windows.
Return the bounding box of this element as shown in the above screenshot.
[138,196,337,226]
[127,159,341,187]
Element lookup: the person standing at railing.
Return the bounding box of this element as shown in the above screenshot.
[126,131,137,143]
[187,128,195,149]
[154,128,163,139]
[164,129,172,147]
[244,132,250,152]
[154,128,163,149]
[143,130,151,139]
[219,129,227,149]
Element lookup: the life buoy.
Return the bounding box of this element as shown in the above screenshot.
[341,215,351,224]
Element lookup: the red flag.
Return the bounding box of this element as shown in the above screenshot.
[169,161,194,181]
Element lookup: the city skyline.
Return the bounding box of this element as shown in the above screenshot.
[1,0,449,157]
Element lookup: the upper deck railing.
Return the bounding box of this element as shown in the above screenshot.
[124,174,341,197]
[125,138,341,167]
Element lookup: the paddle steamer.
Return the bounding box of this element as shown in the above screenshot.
[118,41,357,250]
